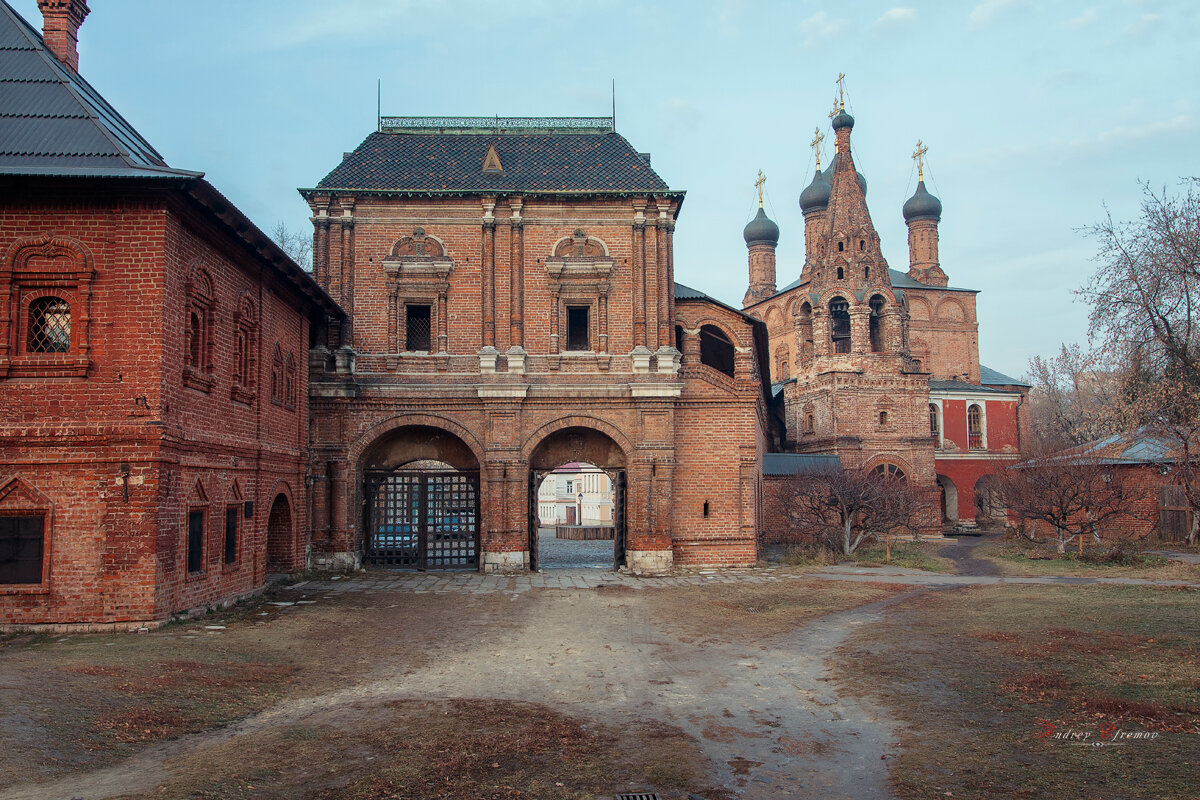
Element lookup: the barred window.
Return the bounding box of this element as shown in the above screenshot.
[405,304,431,352]
[27,296,70,353]
[0,515,44,584]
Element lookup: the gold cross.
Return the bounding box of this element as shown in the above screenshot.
[810,127,825,170]
[828,97,839,120]
[912,139,928,181]
[754,170,767,207]
[836,73,846,111]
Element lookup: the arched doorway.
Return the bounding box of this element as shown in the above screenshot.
[937,475,958,524]
[266,492,295,573]
[527,426,627,570]
[361,425,480,570]
[534,461,616,568]
[974,475,1004,527]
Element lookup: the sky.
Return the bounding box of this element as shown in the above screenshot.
[11,0,1199,379]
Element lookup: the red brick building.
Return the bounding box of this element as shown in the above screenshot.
[301,117,773,573]
[743,101,1027,531]
[0,0,339,627]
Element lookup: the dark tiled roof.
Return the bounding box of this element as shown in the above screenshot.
[980,364,1030,387]
[929,379,1014,395]
[311,130,675,195]
[763,453,843,476]
[771,268,977,299]
[0,0,198,177]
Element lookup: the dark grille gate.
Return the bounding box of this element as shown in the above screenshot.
[613,469,627,568]
[365,469,479,569]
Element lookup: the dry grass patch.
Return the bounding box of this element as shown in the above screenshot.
[110,699,726,800]
[838,584,1200,799]
[777,541,954,573]
[653,578,906,641]
[973,540,1200,579]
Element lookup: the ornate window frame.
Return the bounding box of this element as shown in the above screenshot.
[183,264,216,393]
[544,230,613,355]
[382,228,453,354]
[231,292,257,405]
[0,235,94,379]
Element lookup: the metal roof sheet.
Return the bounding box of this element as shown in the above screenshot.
[763,453,843,476]
[0,0,192,176]
[929,379,1012,394]
[310,129,674,195]
[979,364,1029,387]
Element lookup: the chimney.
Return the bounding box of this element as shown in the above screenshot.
[37,0,90,73]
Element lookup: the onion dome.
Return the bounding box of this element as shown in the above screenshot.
[902,180,942,222]
[743,205,780,246]
[831,109,855,130]
[798,169,831,214]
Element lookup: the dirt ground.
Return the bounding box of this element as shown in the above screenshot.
[1,562,1196,800]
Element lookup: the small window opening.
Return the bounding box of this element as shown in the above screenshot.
[699,325,736,377]
[0,515,44,584]
[838,241,844,252]
[830,298,851,354]
[27,296,70,353]
[879,410,888,426]
[405,304,431,352]
[187,509,205,573]
[224,506,238,565]
[703,500,710,517]
[859,239,865,251]
[929,403,940,442]
[566,306,590,351]
[869,296,884,353]
[805,413,815,434]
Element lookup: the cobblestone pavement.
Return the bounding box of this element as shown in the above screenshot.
[535,526,615,569]
[297,562,1200,596]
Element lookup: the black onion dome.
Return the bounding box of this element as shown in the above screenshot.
[903,180,942,222]
[831,109,855,130]
[798,169,831,214]
[743,206,780,246]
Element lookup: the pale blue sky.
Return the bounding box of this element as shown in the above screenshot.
[12,0,1199,378]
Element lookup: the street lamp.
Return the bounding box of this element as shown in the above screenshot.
[577,492,583,525]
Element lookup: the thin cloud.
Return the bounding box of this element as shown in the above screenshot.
[1125,13,1162,37]
[875,7,916,27]
[1064,7,1098,27]
[968,0,1027,29]
[798,11,848,47]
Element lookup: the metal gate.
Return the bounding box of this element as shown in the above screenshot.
[613,469,627,567]
[364,469,479,569]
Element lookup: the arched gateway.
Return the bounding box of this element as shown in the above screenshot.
[527,426,628,571]
[361,425,481,570]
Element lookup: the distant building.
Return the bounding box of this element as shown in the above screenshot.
[537,463,615,526]
[742,96,1028,530]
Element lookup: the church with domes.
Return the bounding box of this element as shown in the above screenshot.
[742,93,1028,529]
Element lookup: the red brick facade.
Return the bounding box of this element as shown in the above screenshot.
[303,171,770,572]
[0,179,332,627]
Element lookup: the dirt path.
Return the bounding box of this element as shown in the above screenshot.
[1,582,911,800]
[937,532,1005,576]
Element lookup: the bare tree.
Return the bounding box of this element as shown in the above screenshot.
[1025,343,1126,448]
[995,446,1134,554]
[272,221,313,272]
[1078,178,1200,545]
[780,466,925,556]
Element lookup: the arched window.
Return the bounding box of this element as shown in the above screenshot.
[873,463,906,481]
[968,404,984,450]
[270,345,284,406]
[829,298,851,354]
[26,296,70,353]
[183,266,215,392]
[929,403,940,443]
[796,302,814,363]
[836,266,844,280]
[284,351,298,411]
[187,311,202,367]
[699,325,735,377]
[776,346,790,381]
[869,295,885,353]
[232,296,257,404]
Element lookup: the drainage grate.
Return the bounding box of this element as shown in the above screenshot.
[615,794,660,800]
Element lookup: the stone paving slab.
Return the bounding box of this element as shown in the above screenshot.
[286,565,1200,596]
